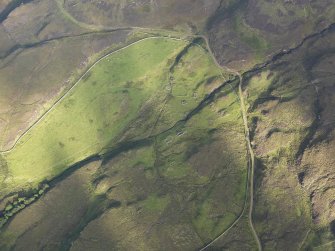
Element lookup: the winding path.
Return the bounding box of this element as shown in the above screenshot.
[238,74,263,251]
[199,35,262,251]
[2,2,264,248]
[2,2,335,248]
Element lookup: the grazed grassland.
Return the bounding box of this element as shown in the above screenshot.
[0,38,187,195]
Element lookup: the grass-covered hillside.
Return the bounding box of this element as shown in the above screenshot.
[1,38,187,195]
[1,0,335,250]
[0,34,248,250]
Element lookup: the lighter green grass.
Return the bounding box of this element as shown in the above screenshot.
[151,44,225,134]
[193,199,237,239]
[0,38,187,194]
[233,13,270,57]
[245,70,273,105]
[142,194,170,212]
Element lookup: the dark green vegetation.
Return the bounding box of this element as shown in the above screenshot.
[242,26,335,251]
[206,0,335,69]
[1,0,335,250]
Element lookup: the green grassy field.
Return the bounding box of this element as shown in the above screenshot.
[0,37,188,195]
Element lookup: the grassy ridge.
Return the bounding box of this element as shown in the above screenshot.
[0,38,187,193]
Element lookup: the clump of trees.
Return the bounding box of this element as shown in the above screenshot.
[0,183,50,227]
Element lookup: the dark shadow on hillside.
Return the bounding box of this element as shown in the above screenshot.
[239,26,335,250]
